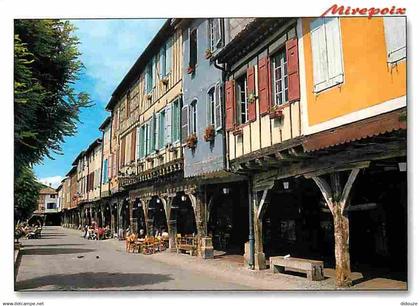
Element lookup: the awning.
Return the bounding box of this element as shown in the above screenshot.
[303,108,407,152]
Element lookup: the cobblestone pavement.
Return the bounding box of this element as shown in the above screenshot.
[15,226,407,291]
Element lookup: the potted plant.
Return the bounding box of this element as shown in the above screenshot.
[146,156,153,162]
[269,105,284,119]
[186,133,198,149]
[247,92,257,103]
[161,76,169,85]
[187,65,195,74]
[146,93,152,100]
[203,125,216,142]
[232,125,243,136]
[204,48,213,59]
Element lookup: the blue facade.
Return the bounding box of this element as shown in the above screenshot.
[182,19,225,178]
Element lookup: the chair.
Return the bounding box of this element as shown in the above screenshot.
[142,237,155,255]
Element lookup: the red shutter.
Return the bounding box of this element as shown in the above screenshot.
[130,129,136,162]
[286,38,300,102]
[225,80,235,130]
[258,56,271,115]
[246,66,256,122]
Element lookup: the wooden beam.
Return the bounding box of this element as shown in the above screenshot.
[312,176,334,213]
[304,161,370,178]
[257,189,269,220]
[345,203,377,212]
[340,168,360,213]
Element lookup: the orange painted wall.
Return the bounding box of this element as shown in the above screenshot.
[302,17,406,126]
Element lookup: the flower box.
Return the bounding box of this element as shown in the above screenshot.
[269,107,284,119]
[203,125,215,142]
[204,49,213,59]
[232,127,243,136]
[161,77,169,85]
[247,92,257,103]
[186,134,198,149]
[187,66,195,74]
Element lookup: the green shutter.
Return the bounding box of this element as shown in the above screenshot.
[139,126,144,158]
[159,47,166,78]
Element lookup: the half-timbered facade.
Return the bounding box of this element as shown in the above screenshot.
[215,16,407,287]
[56,17,407,288]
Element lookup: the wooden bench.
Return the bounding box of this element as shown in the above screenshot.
[176,235,197,256]
[269,256,324,281]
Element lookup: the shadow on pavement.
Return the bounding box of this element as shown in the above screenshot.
[21,248,95,256]
[16,272,173,290]
[22,244,85,248]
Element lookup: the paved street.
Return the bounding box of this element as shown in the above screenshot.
[15,226,249,291]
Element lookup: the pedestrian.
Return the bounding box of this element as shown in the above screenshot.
[83,224,88,239]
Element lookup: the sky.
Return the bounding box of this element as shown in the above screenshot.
[34,19,166,188]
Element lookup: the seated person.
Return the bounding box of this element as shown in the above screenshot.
[97,227,105,240]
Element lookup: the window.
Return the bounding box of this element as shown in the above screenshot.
[102,159,109,183]
[189,29,197,69]
[50,194,56,198]
[47,203,56,209]
[171,98,181,142]
[152,113,158,152]
[271,48,288,105]
[152,56,157,88]
[236,76,248,124]
[207,84,222,130]
[310,17,344,93]
[383,17,406,63]
[208,18,222,52]
[158,109,166,149]
[139,121,150,157]
[159,38,172,78]
[159,46,166,78]
[165,38,172,75]
[189,99,197,134]
[119,103,126,122]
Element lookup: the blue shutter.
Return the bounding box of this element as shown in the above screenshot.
[152,56,156,88]
[159,47,166,78]
[149,116,155,153]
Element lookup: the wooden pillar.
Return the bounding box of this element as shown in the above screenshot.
[193,192,206,238]
[117,201,124,237]
[100,205,105,227]
[164,196,177,252]
[167,219,177,251]
[190,190,213,259]
[110,203,116,235]
[253,190,268,270]
[129,200,138,235]
[312,168,360,288]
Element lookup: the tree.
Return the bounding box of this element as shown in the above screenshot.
[14,19,90,218]
[14,166,42,223]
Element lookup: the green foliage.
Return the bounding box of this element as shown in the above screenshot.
[14,20,91,175]
[14,166,42,222]
[14,20,91,218]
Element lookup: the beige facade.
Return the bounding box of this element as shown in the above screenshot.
[106,20,183,189]
[86,140,102,202]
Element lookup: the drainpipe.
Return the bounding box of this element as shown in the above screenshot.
[213,59,230,171]
[99,135,104,201]
[248,176,255,269]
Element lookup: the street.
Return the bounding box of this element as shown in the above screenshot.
[15,226,249,291]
